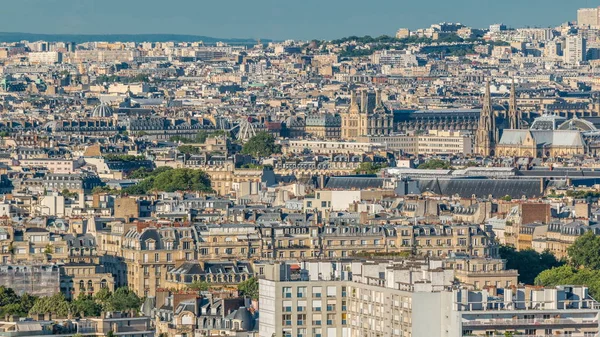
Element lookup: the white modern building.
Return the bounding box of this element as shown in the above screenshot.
[564,36,587,65]
[259,261,600,337]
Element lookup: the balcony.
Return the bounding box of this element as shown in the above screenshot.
[462,318,598,327]
[464,335,598,337]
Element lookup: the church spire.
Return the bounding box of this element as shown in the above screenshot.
[508,78,519,129]
[475,81,496,156]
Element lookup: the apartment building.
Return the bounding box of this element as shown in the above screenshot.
[260,261,600,337]
[454,286,599,337]
[281,140,385,155]
[27,51,63,64]
[96,223,200,297]
[259,262,349,337]
[564,36,587,65]
[417,130,473,155]
[92,220,500,298]
[578,7,600,27]
[533,221,600,259]
[358,130,473,155]
[357,134,418,153]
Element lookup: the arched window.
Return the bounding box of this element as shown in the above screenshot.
[79,280,85,290]
[88,280,93,290]
[100,279,107,289]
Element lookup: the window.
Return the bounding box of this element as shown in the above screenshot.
[283,287,292,298]
[166,253,172,262]
[283,300,292,312]
[154,253,159,262]
[297,286,306,298]
[297,314,306,326]
[313,287,322,298]
[312,300,322,312]
[327,286,336,297]
[282,314,291,326]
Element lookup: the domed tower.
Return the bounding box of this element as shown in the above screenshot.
[92,102,114,118]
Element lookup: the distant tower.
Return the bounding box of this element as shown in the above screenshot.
[475,81,497,156]
[508,78,519,129]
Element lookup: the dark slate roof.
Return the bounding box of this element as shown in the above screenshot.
[418,178,544,199]
[570,178,600,187]
[324,176,386,190]
[519,170,600,178]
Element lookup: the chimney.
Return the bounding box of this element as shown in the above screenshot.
[376,89,382,107]
[350,91,357,106]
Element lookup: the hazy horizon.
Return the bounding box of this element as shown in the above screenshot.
[1,0,596,40]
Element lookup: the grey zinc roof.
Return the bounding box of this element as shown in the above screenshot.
[498,130,531,145]
[324,176,386,190]
[499,130,584,147]
[418,178,544,199]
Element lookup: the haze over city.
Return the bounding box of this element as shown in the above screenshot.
[0,0,595,39]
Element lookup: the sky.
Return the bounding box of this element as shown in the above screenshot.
[0,0,597,40]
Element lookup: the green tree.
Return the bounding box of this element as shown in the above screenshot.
[103,154,145,162]
[238,277,259,300]
[105,287,142,312]
[128,168,152,179]
[417,159,452,170]
[123,168,211,195]
[0,286,20,308]
[177,145,201,155]
[567,231,600,270]
[188,280,210,291]
[94,287,112,304]
[354,162,388,175]
[150,168,212,193]
[241,132,281,158]
[71,293,102,317]
[18,293,37,315]
[535,265,600,298]
[499,246,563,285]
[61,189,78,198]
[195,130,209,144]
[29,293,71,317]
